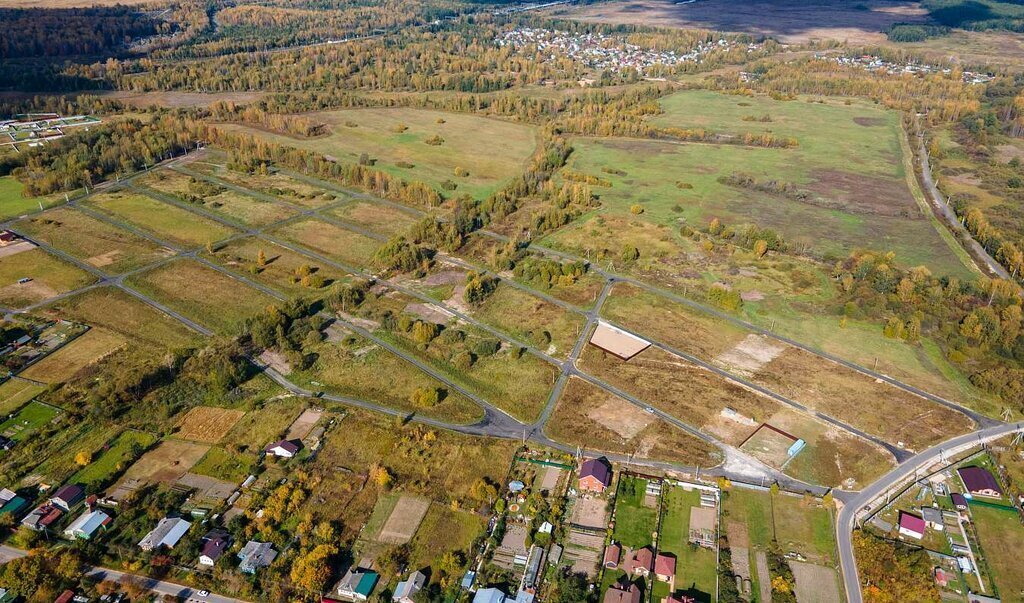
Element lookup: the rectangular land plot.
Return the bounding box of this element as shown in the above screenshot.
[205,237,352,296]
[0,248,96,309]
[327,200,420,237]
[71,430,158,487]
[216,108,538,199]
[87,189,237,248]
[40,288,200,350]
[546,377,721,467]
[125,260,278,334]
[15,208,174,273]
[378,494,430,544]
[271,218,381,269]
[0,379,44,416]
[0,176,68,220]
[580,345,781,445]
[174,406,246,443]
[138,169,298,227]
[20,328,127,384]
[186,161,343,208]
[0,400,59,442]
[971,505,1024,599]
[298,334,485,425]
[659,486,717,603]
[472,283,585,358]
[115,439,209,486]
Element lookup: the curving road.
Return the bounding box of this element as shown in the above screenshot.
[836,422,1024,603]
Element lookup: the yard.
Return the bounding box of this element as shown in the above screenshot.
[71,430,158,488]
[87,189,237,248]
[612,475,659,549]
[971,505,1024,600]
[659,486,717,603]
[125,260,279,334]
[0,400,59,442]
[215,108,538,199]
[0,248,97,309]
[14,207,174,274]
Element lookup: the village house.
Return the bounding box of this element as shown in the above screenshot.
[630,546,654,577]
[666,596,697,603]
[199,529,230,566]
[898,511,925,540]
[333,567,379,602]
[50,484,85,511]
[138,516,191,551]
[603,582,642,603]
[654,552,676,582]
[21,502,62,531]
[604,542,621,569]
[921,507,944,531]
[238,540,277,574]
[578,457,612,493]
[958,466,1003,498]
[392,570,426,603]
[950,492,969,511]
[63,509,111,540]
[264,439,301,459]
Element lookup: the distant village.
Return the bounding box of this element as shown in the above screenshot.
[495,28,762,74]
[826,55,995,85]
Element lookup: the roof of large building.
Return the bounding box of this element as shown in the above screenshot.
[579,457,611,486]
[631,546,654,572]
[64,510,110,537]
[238,541,277,571]
[958,466,1003,495]
[139,517,191,550]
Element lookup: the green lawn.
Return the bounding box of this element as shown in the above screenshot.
[971,504,1024,600]
[88,190,237,248]
[216,108,538,199]
[723,488,774,548]
[612,476,659,549]
[71,430,157,488]
[660,486,718,602]
[0,176,69,220]
[0,400,59,441]
[190,445,257,483]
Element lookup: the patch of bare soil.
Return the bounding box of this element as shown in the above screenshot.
[715,334,786,377]
[444,285,472,315]
[378,495,430,544]
[86,250,123,267]
[586,398,655,439]
[805,169,920,218]
[259,349,293,375]
[405,302,453,324]
[0,241,35,259]
[419,269,466,286]
[0,280,57,304]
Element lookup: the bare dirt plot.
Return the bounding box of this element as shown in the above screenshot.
[790,562,842,603]
[378,495,431,544]
[546,377,721,466]
[286,408,323,441]
[552,0,929,44]
[752,347,975,451]
[20,328,127,384]
[740,424,797,469]
[404,302,453,324]
[579,346,781,446]
[539,466,563,492]
[175,472,236,502]
[0,241,35,259]
[590,321,651,360]
[756,551,772,603]
[570,495,609,530]
[715,334,786,377]
[174,406,245,443]
[115,439,210,486]
[259,349,293,375]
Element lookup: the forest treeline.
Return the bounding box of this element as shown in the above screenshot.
[0,7,163,59]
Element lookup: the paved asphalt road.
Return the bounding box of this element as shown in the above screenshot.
[837,421,1024,603]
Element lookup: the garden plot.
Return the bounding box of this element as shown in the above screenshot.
[108,439,210,500]
[790,562,842,603]
[174,406,246,443]
[377,494,430,545]
[88,190,237,248]
[0,400,59,442]
[20,328,127,384]
[285,408,323,441]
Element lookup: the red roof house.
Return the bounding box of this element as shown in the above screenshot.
[654,552,676,581]
[54,591,74,603]
[958,466,1003,498]
[578,457,612,493]
[630,546,654,576]
[898,511,925,540]
[604,542,621,569]
[603,582,641,603]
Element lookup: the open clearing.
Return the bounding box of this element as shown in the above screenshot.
[377,494,431,544]
[71,430,158,488]
[271,218,381,269]
[327,200,420,237]
[20,328,127,384]
[971,505,1024,599]
[205,237,352,296]
[0,248,96,309]
[186,160,342,208]
[175,406,246,443]
[115,439,209,486]
[550,90,973,277]
[552,0,930,44]
[15,208,174,274]
[546,377,721,467]
[126,260,278,334]
[472,283,585,358]
[216,108,538,199]
[88,189,237,248]
[0,176,67,220]
[138,169,298,227]
[40,287,200,350]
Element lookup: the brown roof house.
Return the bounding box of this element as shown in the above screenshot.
[578,457,612,493]
[604,542,621,569]
[630,546,654,577]
[603,583,642,603]
[654,552,676,582]
[958,466,1003,498]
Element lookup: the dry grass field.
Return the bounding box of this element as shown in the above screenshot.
[0,379,44,416]
[271,218,381,269]
[88,190,237,248]
[552,0,930,44]
[116,439,210,485]
[0,248,97,309]
[138,170,299,227]
[20,328,127,384]
[327,201,420,238]
[174,406,246,443]
[377,494,431,544]
[186,160,342,208]
[205,237,353,296]
[545,377,722,466]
